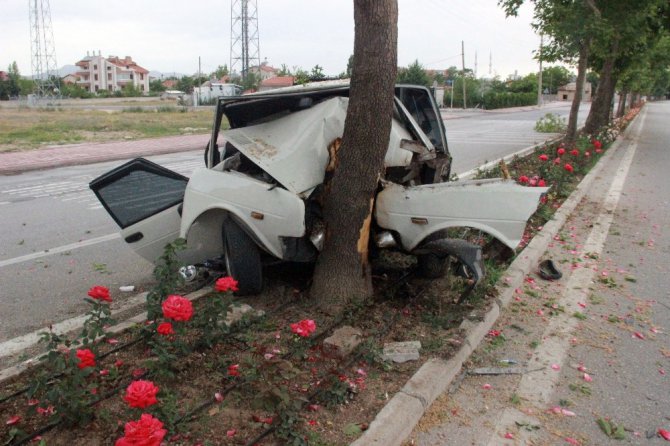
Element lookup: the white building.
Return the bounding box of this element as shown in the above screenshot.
[193,82,242,105]
[74,52,150,94]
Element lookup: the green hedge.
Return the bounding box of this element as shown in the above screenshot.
[481,92,537,109]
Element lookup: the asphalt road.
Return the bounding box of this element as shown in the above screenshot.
[0,102,590,343]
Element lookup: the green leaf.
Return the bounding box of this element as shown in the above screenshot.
[597,418,612,436]
[344,423,362,436]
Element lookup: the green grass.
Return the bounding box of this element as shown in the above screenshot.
[0,106,219,152]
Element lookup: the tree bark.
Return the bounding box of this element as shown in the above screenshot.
[565,41,589,146]
[310,0,398,309]
[584,41,619,134]
[616,90,628,118]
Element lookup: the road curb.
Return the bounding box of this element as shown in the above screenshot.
[350,118,634,446]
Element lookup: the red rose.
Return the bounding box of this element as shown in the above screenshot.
[215,276,239,293]
[538,179,547,187]
[124,380,159,409]
[564,163,574,173]
[538,154,548,161]
[290,319,317,337]
[570,149,579,156]
[87,285,111,302]
[592,140,602,149]
[157,322,174,336]
[76,348,96,369]
[518,175,529,184]
[228,364,240,377]
[557,148,566,156]
[161,295,193,322]
[553,157,561,165]
[115,414,166,446]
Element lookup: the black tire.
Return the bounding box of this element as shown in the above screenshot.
[222,218,263,295]
[417,254,448,279]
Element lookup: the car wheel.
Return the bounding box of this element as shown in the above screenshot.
[222,218,263,295]
[417,254,447,279]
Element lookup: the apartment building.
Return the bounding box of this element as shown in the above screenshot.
[74,52,150,93]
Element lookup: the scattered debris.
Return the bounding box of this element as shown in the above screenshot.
[223,304,265,327]
[468,367,528,376]
[324,326,363,359]
[538,259,563,280]
[119,285,135,292]
[382,341,421,363]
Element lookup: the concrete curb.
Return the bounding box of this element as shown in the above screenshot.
[351,120,633,446]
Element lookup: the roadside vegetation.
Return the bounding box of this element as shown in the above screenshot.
[0,106,215,153]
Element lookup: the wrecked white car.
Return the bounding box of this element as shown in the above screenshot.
[90,82,547,294]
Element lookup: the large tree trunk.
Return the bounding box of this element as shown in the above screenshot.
[310,0,398,310]
[584,41,619,134]
[565,42,589,146]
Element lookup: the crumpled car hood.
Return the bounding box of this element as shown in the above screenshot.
[223,96,414,195]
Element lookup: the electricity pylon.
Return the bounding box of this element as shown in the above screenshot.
[230,0,260,81]
[29,0,60,98]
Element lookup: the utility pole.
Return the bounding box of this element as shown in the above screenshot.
[230,0,260,82]
[537,34,543,107]
[474,51,478,78]
[489,51,492,76]
[28,0,60,99]
[461,40,467,109]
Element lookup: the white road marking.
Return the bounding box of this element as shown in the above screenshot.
[0,233,121,268]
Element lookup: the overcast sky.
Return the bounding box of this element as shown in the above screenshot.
[2,0,545,79]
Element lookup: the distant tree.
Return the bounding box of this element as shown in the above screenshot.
[122,82,142,97]
[176,76,194,93]
[542,66,571,94]
[276,64,291,76]
[396,59,431,86]
[212,64,229,79]
[60,82,92,99]
[0,62,23,99]
[293,68,310,85]
[346,54,354,78]
[149,79,166,92]
[240,72,261,91]
[310,65,326,80]
[507,73,538,93]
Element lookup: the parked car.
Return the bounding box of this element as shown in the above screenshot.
[90,81,547,294]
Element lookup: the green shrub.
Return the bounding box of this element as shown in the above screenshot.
[481,92,537,110]
[534,113,566,133]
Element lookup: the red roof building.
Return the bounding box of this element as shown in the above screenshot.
[74,52,150,94]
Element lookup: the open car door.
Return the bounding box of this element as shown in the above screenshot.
[89,158,187,263]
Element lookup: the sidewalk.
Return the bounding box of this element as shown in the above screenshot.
[354,104,669,445]
[0,133,209,175]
